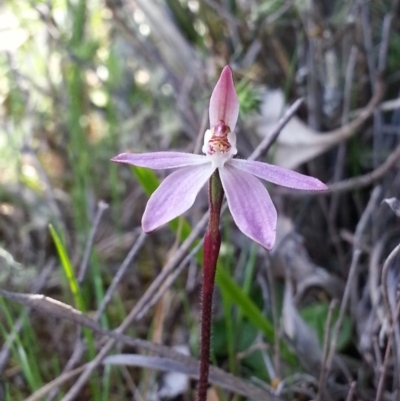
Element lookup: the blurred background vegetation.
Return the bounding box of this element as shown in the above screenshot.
[1,0,400,400]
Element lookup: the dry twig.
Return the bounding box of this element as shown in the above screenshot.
[319,186,382,394]
[0,289,281,401]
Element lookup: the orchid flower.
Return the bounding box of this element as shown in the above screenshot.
[111,66,327,249]
[112,66,328,401]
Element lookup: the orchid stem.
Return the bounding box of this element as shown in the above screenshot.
[197,171,224,401]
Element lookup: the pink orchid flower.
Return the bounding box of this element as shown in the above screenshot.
[111,66,327,249]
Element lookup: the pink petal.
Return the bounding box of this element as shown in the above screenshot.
[111,152,208,170]
[209,66,239,131]
[219,164,277,249]
[229,159,328,191]
[142,164,215,232]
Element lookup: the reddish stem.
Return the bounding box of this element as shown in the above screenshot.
[197,171,223,401]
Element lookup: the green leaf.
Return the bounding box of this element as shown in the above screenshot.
[213,319,257,354]
[300,303,352,351]
[49,224,85,311]
[216,267,296,365]
[213,319,269,380]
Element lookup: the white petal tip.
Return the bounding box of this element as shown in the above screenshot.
[110,153,125,162]
[264,242,275,250]
[142,212,161,232]
[257,234,276,250]
[142,221,156,233]
[312,181,329,191]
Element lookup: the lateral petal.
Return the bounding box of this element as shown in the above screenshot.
[230,159,328,191]
[209,66,239,131]
[220,164,277,249]
[111,152,208,170]
[142,164,215,232]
